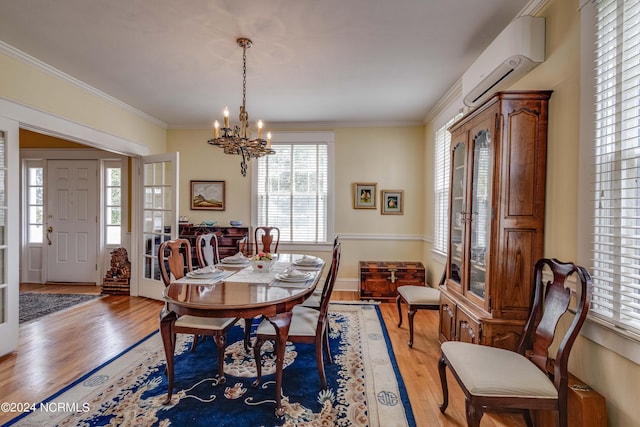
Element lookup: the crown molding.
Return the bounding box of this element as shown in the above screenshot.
[0,41,167,129]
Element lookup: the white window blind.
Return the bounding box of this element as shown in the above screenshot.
[591,0,640,336]
[256,142,328,243]
[433,114,462,254]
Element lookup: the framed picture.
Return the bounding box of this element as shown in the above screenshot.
[353,183,377,209]
[381,190,404,215]
[190,180,225,210]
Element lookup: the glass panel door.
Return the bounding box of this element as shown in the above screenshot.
[0,116,19,357]
[468,130,491,300]
[137,153,178,300]
[448,141,466,287]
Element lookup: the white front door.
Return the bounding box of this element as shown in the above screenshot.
[0,116,19,357]
[46,159,98,282]
[137,153,178,300]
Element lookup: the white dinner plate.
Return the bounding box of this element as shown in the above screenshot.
[275,272,312,282]
[186,271,222,279]
[221,257,248,264]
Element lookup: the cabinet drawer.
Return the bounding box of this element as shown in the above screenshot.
[456,308,481,344]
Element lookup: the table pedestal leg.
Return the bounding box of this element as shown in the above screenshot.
[266,311,292,417]
[160,308,177,405]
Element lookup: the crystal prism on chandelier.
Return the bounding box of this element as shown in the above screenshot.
[207,37,274,177]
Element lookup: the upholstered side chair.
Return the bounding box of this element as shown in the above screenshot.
[437,258,592,427]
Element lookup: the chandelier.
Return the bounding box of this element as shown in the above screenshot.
[208,37,274,176]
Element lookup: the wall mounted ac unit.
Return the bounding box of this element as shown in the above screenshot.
[462,15,545,108]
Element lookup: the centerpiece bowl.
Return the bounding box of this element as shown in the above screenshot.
[250,252,274,272]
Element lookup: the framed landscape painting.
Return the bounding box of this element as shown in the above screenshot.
[381,190,403,215]
[191,180,225,210]
[353,183,377,209]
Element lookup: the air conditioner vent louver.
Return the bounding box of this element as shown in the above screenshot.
[462,16,545,108]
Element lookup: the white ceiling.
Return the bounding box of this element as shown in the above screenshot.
[0,0,534,128]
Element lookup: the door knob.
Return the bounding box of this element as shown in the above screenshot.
[47,226,53,245]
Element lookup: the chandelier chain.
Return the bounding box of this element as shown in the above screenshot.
[242,44,247,112]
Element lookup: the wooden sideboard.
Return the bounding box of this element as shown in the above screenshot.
[178,224,250,267]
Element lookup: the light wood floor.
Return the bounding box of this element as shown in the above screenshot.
[1,285,524,426]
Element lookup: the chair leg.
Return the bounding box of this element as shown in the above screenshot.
[190,334,200,352]
[523,409,535,427]
[243,318,253,352]
[323,322,332,365]
[396,295,403,327]
[407,306,416,348]
[251,337,266,388]
[213,334,227,384]
[437,354,449,414]
[315,336,327,389]
[465,398,483,427]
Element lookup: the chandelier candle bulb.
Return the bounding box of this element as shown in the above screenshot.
[214,121,219,138]
[267,132,272,147]
[257,120,263,139]
[223,107,230,128]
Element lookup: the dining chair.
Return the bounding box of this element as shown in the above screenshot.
[254,226,280,254]
[158,238,238,384]
[300,235,340,311]
[194,232,252,351]
[252,242,341,389]
[396,269,444,347]
[437,258,593,427]
[195,232,220,268]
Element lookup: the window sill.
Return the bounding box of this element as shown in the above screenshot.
[582,316,640,365]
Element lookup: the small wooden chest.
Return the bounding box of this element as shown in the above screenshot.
[359,261,425,300]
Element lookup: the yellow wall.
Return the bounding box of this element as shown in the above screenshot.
[0,51,166,153]
[168,125,426,282]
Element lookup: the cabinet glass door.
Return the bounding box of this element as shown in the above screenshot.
[468,130,491,299]
[448,141,466,286]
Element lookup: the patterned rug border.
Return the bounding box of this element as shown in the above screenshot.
[19,292,104,325]
[4,303,415,427]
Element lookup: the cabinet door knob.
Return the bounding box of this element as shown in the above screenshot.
[389,268,397,283]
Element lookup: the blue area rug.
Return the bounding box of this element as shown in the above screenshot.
[4,303,415,427]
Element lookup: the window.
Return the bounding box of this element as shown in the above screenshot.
[587,0,640,337]
[104,161,122,245]
[26,162,44,244]
[433,114,462,254]
[254,132,334,244]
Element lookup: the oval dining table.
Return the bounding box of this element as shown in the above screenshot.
[160,253,325,416]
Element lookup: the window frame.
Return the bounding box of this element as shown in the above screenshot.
[578,0,640,364]
[251,131,335,251]
[433,113,463,256]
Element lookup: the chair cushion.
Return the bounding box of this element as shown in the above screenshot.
[256,306,320,337]
[441,341,557,399]
[300,291,322,309]
[397,285,440,304]
[175,315,236,330]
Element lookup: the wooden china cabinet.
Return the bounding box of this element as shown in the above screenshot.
[438,91,552,351]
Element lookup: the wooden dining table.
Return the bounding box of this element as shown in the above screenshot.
[160,253,325,416]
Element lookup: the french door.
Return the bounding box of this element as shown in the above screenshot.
[0,116,19,356]
[136,153,178,300]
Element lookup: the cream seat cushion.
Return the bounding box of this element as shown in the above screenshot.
[175,315,236,330]
[441,341,557,398]
[256,306,319,337]
[397,285,440,304]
